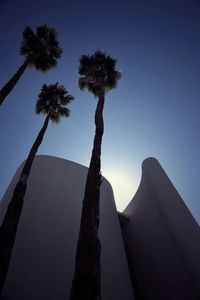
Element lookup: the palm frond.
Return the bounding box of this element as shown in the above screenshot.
[35,83,73,124]
[20,24,62,71]
[78,77,88,90]
[78,50,121,96]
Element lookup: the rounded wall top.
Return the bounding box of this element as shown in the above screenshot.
[142,157,160,170]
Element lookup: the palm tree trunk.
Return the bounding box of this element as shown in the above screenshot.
[0,113,50,295]
[0,60,29,106]
[69,91,105,300]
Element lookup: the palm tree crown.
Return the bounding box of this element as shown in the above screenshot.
[0,25,63,106]
[78,49,121,96]
[20,24,62,71]
[36,82,74,122]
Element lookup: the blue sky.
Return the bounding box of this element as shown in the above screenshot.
[0,0,200,222]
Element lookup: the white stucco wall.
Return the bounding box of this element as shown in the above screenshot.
[0,155,134,300]
[124,157,200,300]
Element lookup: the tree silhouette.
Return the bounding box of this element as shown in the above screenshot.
[69,50,121,300]
[0,25,62,105]
[0,83,73,295]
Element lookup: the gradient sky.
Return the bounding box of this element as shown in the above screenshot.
[0,0,200,222]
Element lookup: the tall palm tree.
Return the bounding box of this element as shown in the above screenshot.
[0,83,74,295]
[69,50,121,300]
[0,24,62,105]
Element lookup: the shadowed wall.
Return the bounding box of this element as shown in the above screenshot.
[124,157,200,300]
[0,155,134,300]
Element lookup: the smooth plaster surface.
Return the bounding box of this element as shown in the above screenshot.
[124,157,200,300]
[0,155,134,300]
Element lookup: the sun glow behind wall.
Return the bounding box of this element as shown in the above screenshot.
[102,163,140,212]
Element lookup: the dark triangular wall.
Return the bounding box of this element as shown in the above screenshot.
[123,157,200,300]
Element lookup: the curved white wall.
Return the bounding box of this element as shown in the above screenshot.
[0,155,134,300]
[124,157,200,300]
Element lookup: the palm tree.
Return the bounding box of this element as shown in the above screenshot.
[69,50,121,300]
[0,83,74,295]
[0,24,62,105]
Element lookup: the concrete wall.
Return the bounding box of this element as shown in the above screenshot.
[124,157,200,300]
[0,155,134,300]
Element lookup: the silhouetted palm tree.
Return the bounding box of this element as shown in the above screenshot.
[0,24,62,105]
[0,83,73,295]
[70,50,121,300]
